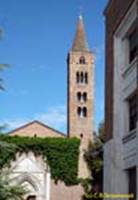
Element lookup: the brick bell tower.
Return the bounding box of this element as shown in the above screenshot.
[67,16,95,178]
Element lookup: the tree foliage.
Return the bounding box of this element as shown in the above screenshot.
[0,141,27,200]
[0,135,80,185]
[82,122,104,199]
[0,27,9,90]
[0,27,27,200]
[0,170,27,200]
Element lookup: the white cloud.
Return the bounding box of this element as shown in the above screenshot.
[35,105,67,131]
[1,119,28,131]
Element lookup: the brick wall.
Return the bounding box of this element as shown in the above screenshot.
[9,121,65,138]
[51,180,83,200]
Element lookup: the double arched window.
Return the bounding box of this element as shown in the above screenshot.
[76,72,88,84]
[77,107,87,118]
[77,92,87,102]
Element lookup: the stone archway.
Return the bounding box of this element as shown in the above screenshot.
[20,178,38,200]
[10,152,51,200]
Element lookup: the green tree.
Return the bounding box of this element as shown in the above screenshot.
[0,27,10,131]
[82,122,105,200]
[98,122,105,143]
[0,29,27,199]
[0,170,27,200]
[0,142,28,200]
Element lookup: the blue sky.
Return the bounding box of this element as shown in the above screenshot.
[0,0,108,134]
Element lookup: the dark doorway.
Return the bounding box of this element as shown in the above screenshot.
[27,195,36,200]
[128,167,136,200]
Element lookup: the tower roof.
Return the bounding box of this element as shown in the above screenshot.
[72,15,90,52]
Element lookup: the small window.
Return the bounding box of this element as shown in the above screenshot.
[128,94,137,131]
[77,107,82,117]
[76,72,88,84]
[79,56,86,64]
[77,92,87,102]
[83,107,87,117]
[34,134,37,138]
[77,107,87,118]
[83,92,87,102]
[77,92,81,101]
[129,29,137,63]
[76,72,79,83]
[80,72,84,83]
[85,73,88,83]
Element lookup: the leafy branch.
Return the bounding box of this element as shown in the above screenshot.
[82,122,104,200]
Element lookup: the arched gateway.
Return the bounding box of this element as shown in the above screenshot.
[10,152,50,200]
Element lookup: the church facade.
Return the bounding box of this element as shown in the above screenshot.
[8,16,95,200]
[104,0,138,199]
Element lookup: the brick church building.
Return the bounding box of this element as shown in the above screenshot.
[8,16,95,200]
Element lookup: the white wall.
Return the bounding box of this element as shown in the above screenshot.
[10,152,50,200]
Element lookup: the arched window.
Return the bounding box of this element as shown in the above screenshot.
[83,107,87,117]
[77,92,81,101]
[76,72,88,84]
[81,72,84,83]
[77,107,82,117]
[77,92,87,102]
[85,73,88,83]
[83,92,87,102]
[34,134,37,137]
[79,56,86,64]
[76,72,79,83]
[77,107,87,118]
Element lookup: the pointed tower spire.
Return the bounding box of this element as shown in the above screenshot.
[72,15,89,52]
